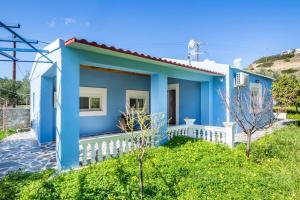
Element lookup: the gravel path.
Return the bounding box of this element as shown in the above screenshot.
[235,119,295,143]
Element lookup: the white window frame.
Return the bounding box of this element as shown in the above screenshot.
[80,87,107,116]
[250,83,262,113]
[126,90,149,113]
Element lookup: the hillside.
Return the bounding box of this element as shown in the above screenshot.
[248,49,300,78]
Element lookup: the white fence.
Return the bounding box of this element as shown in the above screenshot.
[79,123,236,166]
[79,131,156,166]
[167,125,227,143]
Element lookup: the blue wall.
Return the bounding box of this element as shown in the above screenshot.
[168,78,201,125]
[213,76,227,126]
[229,68,273,133]
[80,69,150,136]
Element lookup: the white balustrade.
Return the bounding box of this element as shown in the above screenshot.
[79,131,156,166]
[167,124,234,146]
[79,123,236,166]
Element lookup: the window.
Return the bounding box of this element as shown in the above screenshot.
[80,97,90,110]
[250,83,262,113]
[129,98,145,110]
[126,90,149,113]
[80,87,107,116]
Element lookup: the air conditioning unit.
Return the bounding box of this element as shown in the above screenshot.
[235,72,249,87]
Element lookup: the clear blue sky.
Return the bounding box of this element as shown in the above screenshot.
[1,0,300,79]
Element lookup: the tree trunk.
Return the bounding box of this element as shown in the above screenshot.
[246,133,251,159]
[139,158,144,200]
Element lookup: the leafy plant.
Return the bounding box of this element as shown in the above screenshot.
[0,128,16,141]
[281,68,299,74]
[1,126,300,199]
[255,53,295,64]
[256,62,273,68]
[272,75,300,111]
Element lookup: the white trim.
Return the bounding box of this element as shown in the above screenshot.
[126,90,149,113]
[168,84,179,125]
[80,87,107,116]
[225,67,230,122]
[238,68,275,81]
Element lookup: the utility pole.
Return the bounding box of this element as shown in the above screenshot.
[196,43,200,62]
[12,34,16,80]
[188,39,205,63]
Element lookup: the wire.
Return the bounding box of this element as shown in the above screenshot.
[16,62,27,77]
[37,40,50,44]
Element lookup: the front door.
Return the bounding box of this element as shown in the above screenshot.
[168,89,176,125]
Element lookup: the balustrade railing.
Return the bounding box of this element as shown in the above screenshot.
[79,131,155,166]
[79,123,235,166]
[167,125,227,144]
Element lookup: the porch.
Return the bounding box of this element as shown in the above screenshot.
[34,38,230,170]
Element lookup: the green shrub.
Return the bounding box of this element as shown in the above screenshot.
[0,170,54,200]
[256,62,273,68]
[282,68,299,74]
[0,128,16,141]
[255,53,294,64]
[1,127,300,199]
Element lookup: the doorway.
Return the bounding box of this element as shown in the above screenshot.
[168,84,179,125]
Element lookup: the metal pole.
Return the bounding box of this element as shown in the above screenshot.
[0,21,52,63]
[196,43,199,61]
[13,35,16,80]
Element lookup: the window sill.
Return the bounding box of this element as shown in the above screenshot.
[80,111,107,116]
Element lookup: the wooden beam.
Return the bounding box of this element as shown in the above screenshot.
[80,65,150,77]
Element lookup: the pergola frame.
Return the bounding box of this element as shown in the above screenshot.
[0,21,53,63]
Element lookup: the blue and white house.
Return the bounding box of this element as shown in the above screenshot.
[30,38,274,170]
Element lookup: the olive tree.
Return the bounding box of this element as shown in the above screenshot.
[219,85,275,159]
[119,107,166,200]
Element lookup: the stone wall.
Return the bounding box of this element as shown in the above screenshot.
[0,108,30,129]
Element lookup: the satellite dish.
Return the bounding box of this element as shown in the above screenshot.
[188,39,196,50]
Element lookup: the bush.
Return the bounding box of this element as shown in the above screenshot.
[1,127,300,199]
[256,62,273,68]
[255,53,295,64]
[0,128,16,141]
[282,68,299,74]
[0,170,54,200]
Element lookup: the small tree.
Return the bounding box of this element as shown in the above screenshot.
[0,78,22,107]
[272,75,300,112]
[219,86,275,159]
[119,107,165,200]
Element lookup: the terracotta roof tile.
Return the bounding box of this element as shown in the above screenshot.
[65,38,224,76]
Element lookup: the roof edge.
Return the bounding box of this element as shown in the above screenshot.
[64,37,224,76]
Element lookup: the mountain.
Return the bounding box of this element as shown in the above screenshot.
[247,49,300,78]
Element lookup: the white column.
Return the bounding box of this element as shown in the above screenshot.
[223,122,236,148]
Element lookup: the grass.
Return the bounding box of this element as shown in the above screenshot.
[274,106,300,123]
[0,129,16,141]
[1,126,300,199]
